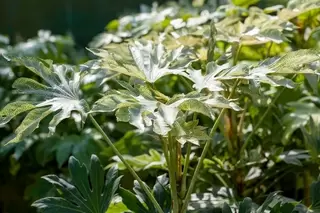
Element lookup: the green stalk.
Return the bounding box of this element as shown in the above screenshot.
[180,142,192,198]
[240,87,285,154]
[89,115,164,213]
[167,134,180,213]
[161,136,170,169]
[180,80,240,213]
[180,112,198,197]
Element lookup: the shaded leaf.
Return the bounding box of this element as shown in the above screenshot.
[32,155,122,213]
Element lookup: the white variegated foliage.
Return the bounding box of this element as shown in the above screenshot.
[0,56,87,143]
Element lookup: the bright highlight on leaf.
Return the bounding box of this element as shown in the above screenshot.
[92,40,193,83]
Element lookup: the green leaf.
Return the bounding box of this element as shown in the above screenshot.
[119,187,149,213]
[56,142,73,168]
[109,149,165,171]
[32,155,122,213]
[257,192,279,213]
[94,40,192,83]
[0,101,35,125]
[232,0,259,7]
[153,174,171,213]
[222,203,233,213]
[310,178,320,211]
[282,101,320,145]
[171,117,210,146]
[106,198,129,213]
[8,107,52,144]
[268,49,320,74]
[3,56,88,136]
[152,103,179,135]
[239,197,253,213]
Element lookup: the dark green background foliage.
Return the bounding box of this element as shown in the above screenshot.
[0,0,171,46]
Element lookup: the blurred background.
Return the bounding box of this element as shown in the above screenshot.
[0,0,175,46]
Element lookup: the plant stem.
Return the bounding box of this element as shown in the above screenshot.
[180,80,240,213]
[161,136,170,169]
[240,87,285,154]
[147,83,170,102]
[89,115,164,213]
[180,142,192,198]
[181,112,198,197]
[181,76,194,92]
[237,98,248,141]
[303,170,311,206]
[167,134,180,213]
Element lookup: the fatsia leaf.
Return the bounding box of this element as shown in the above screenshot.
[119,175,171,213]
[152,103,179,135]
[32,155,122,213]
[171,117,210,146]
[0,101,35,126]
[222,203,233,213]
[257,192,280,213]
[302,117,320,160]
[9,107,52,143]
[239,197,253,213]
[95,40,192,83]
[267,49,320,74]
[119,188,149,213]
[109,149,166,171]
[188,49,320,91]
[91,89,158,132]
[153,174,171,213]
[3,56,88,138]
[231,0,259,7]
[310,177,320,211]
[282,101,320,145]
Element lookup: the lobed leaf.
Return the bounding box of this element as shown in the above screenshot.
[32,155,122,213]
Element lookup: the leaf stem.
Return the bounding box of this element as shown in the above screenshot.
[88,115,164,213]
[180,142,192,198]
[240,87,285,154]
[180,80,240,212]
[181,112,197,197]
[167,133,180,213]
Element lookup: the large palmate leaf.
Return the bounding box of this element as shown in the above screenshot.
[109,149,166,171]
[187,49,320,91]
[215,8,294,45]
[281,99,320,144]
[170,116,210,146]
[279,0,320,21]
[90,86,158,132]
[32,155,122,213]
[0,56,87,143]
[301,117,320,160]
[94,40,193,83]
[91,85,240,135]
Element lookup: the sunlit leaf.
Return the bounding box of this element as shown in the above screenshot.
[1,56,88,141]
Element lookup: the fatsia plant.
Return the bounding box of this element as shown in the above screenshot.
[88,31,320,213]
[32,154,122,213]
[2,0,320,213]
[0,55,164,213]
[0,56,87,142]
